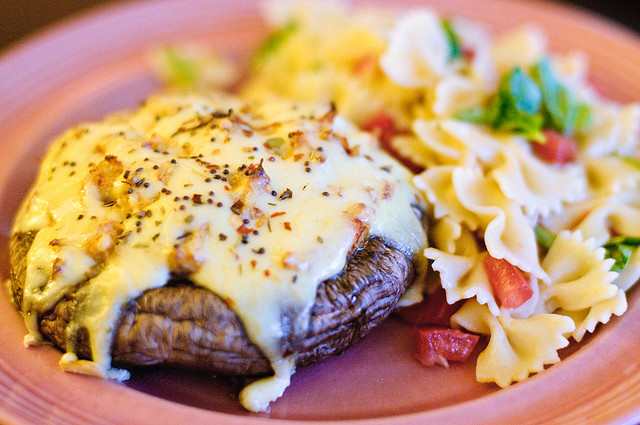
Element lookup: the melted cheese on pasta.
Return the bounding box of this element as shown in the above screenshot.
[13,93,427,411]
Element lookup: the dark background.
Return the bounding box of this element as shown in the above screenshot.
[0,0,639,53]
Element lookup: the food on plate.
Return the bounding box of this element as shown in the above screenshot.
[230,1,640,388]
[9,93,428,411]
[9,0,640,414]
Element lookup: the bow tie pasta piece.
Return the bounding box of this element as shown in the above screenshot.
[430,75,493,118]
[411,121,464,166]
[584,156,640,200]
[612,248,640,292]
[429,216,478,256]
[413,166,480,229]
[452,167,547,280]
[380,10,496,119]
[575,202,640,247]
[540,230,626,341]
[425,248,500,316]
[380,10,457,88]
[541,231,618,307]
[560,290,627,342]
[490,26,547,77]
[451,299,574,388]
[491,144,587,218]
[581,102,640,157]
[412,119,506,167]
[431,76,479,118]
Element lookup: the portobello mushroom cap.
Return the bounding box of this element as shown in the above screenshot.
[10,232,414,376]
[8,94,428,412]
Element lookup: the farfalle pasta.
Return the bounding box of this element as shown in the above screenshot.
[491,145,587,218]
[451,299,575,387]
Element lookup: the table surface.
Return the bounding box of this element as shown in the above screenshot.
[1,0,639,54]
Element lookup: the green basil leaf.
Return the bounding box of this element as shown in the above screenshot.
[603,236,640,272]
[163,48,199,88]
[454,107,489,123]
[455,65,548,142]
[503,67,542,115]
[531,59,561,124]
[441,19,462,61]
[252,20,298,68]
[573,103,593,133]
[604,236,640,248]
[494,109,545,141]
[617,154,640,170]
[531,58,592,136]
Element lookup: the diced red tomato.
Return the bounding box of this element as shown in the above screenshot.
[361,111,396,147]
[413,327,480,367]
[361,111,424,174]
[396,286,463,327]
[532,129,578,164]
[482,254,533,309]
[462,47,476,61]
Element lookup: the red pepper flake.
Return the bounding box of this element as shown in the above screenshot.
[283,222,292,231]
[270,211,286,218]
[236,224,253,234]
[293,153,304,162]
[192,194,203,204]
[264,269,271,277]
[250,259,257,269]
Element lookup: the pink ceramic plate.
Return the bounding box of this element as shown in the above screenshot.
[1,1,640,424]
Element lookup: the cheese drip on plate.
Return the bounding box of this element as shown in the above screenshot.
[13,93,427,411]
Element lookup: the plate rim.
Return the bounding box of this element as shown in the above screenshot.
[1,1,640,424]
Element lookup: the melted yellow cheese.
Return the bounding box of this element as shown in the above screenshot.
[13,93,427,411]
